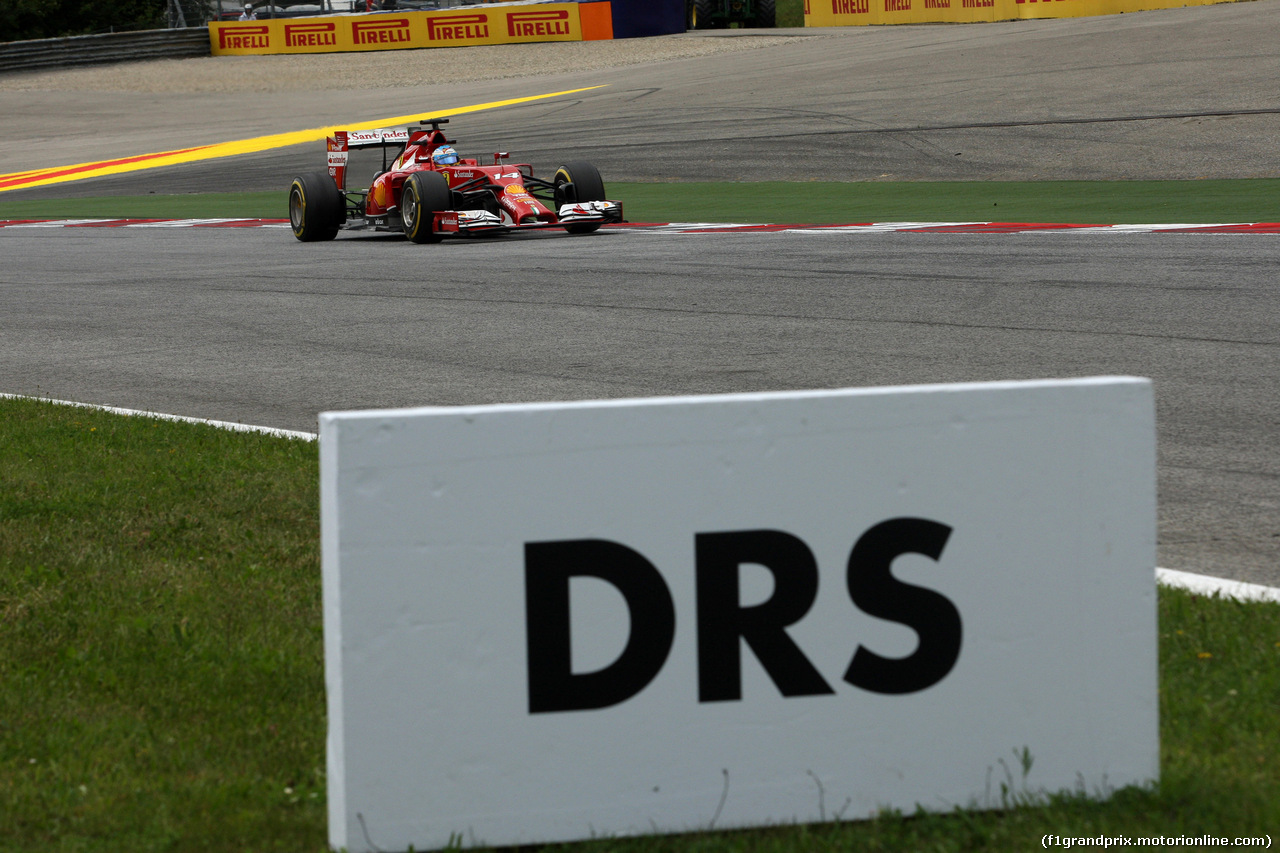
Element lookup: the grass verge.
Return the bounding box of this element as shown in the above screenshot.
[2,179,1280,225]
[0,191,285,222]
[615,179,1280,225]
[2,396,1278,852]
[1,398,324,852]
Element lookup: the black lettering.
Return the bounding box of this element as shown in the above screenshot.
[843,518,962,694]
[525,539,675,713]
[695,530,835,702]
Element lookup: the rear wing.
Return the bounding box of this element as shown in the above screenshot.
[326,121,454,191]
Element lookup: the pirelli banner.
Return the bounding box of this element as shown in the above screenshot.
[209,1,613,56]
[805,0,1247,26]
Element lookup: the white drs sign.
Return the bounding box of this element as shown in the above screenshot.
[319,378,1158,853]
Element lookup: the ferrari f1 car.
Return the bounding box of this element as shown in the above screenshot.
[288,118,623,243]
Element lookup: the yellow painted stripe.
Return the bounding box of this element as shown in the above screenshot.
[0,86,604,193]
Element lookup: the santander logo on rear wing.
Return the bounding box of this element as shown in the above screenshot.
[326,128,412,190]
[344,128,412,147]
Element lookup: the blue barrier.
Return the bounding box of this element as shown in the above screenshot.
[609,0,685,38]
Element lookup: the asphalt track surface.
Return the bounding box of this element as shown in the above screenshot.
[6,1,1280,192]
[2,2,1279,587]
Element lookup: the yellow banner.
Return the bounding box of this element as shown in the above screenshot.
[210,2,611,56]
[805,0,1244,26]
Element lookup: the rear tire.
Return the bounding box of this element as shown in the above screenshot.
[755,0,775,27]
[400,172,451,244]
[289,171,342,242]
[554,161,606,234]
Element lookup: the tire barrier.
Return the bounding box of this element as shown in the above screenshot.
[0,28,211,75]
[208,1,613,56]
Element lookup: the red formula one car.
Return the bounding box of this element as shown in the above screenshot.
[288,118,623,243]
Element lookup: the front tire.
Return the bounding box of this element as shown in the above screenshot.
[289,171,342,242]
[400,171,451,244]
[554,161,606,235]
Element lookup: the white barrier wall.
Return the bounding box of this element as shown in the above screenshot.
[319,377,1158,853]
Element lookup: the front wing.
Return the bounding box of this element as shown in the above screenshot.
[435,200,624,235]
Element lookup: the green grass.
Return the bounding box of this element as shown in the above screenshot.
[2,396,1278,852]
[0,191,286,222]
[0,399,324,852]
[3,179,1280,225]
[614,179,1280,225]
[777,0,805,27]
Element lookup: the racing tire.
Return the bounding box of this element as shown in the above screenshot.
[554,161,607,235]
[755,0,775,27]
[689,0,713,28]
[289,171,343,242]
[401,171,451,244]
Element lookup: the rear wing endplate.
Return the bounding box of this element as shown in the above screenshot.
[326,128,412,191]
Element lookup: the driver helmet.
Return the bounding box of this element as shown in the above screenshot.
[431,146,459,166]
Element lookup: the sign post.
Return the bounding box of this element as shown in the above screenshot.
[320,377,1158,853]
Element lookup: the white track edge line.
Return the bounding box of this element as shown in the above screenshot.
[0,393,316,441]
[1155,568,1280,604]
[2,220,1275,233]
